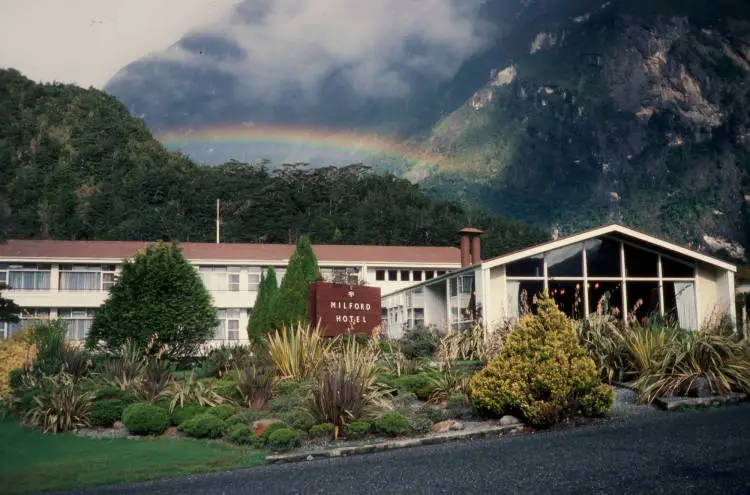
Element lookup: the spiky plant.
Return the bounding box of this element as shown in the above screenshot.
[164,370,225,411]
[265,322,337,381]
[234,362,275,410]
[24,373,94,433]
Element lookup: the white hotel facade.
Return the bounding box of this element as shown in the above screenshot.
[0,240,461,343]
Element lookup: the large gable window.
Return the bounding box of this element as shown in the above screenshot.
[546,244,583,278]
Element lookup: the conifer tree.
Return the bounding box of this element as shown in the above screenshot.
[248,267,278,346]
[271,236,321,328]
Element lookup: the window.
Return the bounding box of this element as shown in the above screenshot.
[275,268,286,286]
[626,282,660,322]
[59,265,102,291]
[460,275,474,294]
[7,308,50,337]
[425,271,435,280]
[248,268,261,291]
[228,267,240,292]
[585,238,621,277]
[102,270,116,291]
[400,270,410,282]
[624,244,658,278]
[506,280,544,318]
[449,277,458,297]
[7,264,51,290]
[412,271,423,282]
[436,271,446,277]
[506,255,544,277]
[663,281,697,330]
[375,270,385,281]
[216,309,241,340]
[588,281,623,317]
[200,265,242,291]
[548,281,585,319]
[661,256,694,278]
[332,267,360,285]
[547,244,583,278]
[59,308,96,340]
[388,270,398,281]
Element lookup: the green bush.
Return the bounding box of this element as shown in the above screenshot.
[469,295,612,427]
[275,380,313,397]
[9,368,25,392]
[418,404,446,423]
[445,393,473,420]
[94,386,137,403]
[208,404,235,420]
[393,374,433,399]
[344,420,371,439]
[122,403,170,436]
[579,384,615,417]
[266,428,302,451]
[309,423,334,439]
[375,412,409,437]
[259,421,290,444]
[291,415,316,433]
[225,413,250,427]
[269,394,303,414]
[171,404,208,426]
[89,399,128,427]
[400,326,438,359]
[178,413,226,439]
[227,424,255,445]
[408,415,433,435]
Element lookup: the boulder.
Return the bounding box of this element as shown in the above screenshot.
[431,420,456,433]
[499,415,522,426]
[449,421,465,431]
[687,377,713,398]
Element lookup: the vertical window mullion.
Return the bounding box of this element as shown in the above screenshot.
[543,258,549,293]
[657,255,665,316]
[620,241,628,324]
[582,246,589,317]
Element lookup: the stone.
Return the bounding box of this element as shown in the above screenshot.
[431,420,456,433]
[253,418,281,436]
[162,426,180,437]
[449,421,465,431]
[499,415,522,426]
[113,421,125,430]
[306,455,314,461]
[687,377,713,398]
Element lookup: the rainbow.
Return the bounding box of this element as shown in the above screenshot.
[155,123,454,172]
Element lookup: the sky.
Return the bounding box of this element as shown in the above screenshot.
[0,0,241,88]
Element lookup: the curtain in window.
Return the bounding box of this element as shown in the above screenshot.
[9,271,50,290]
[506,281,521,319]
[674,282,698,331]
[63,319,93,340]
[60,272,101,290]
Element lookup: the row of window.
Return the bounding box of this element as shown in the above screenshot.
[0,307,252,341]
[374,269,448,282]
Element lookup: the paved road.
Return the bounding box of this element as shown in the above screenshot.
[62,405,750,495]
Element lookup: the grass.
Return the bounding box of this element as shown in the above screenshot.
[0,420,266,494]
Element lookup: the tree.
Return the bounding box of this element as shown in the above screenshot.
[0,282,21,324]
[248,267,278,346]
[86,242,218,358]
[271,236,321,328]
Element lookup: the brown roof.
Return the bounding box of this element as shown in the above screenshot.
[0,239,460,265]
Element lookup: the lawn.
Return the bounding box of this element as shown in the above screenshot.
[0,420,266,494]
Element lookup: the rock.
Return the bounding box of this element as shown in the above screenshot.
[431,420,456,433]
[253,418,281,436]
[306,455,314,461]
[162,426,180,437]
[449,421,465,431]
[113,421,125,430]
[687,377,713,398]
[499,415,522,426]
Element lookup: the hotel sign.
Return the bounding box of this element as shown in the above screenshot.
[308,282,382,336]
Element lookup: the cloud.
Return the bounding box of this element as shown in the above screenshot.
[158,0,492,100]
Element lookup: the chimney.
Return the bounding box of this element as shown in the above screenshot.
[459,228,484,267]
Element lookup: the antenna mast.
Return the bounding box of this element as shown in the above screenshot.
[216,199,220,244]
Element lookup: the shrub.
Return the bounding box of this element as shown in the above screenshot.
[94,386,137,403]
[204,344,253,378]
[266,427,302,451]
[435,324,486,362]
[85,242,218,359]
[248,267,279,347]
[24,373,94,433]
[59,346,92,380]
[225,412,250,427]
[579,384,615,417]
[425,368,470,403]
[269,394,303,414]
[28,320,68,376]
[393,374,433,400]
[408,415,433,435]
[0,330,32,398]
[392,392,418,413]
[227,424,255,445]
[171,404,208,426]
[375,412,409,437]
[344,420,371,439]
[140,357,173,400]
[260,421,290,443]
[122,403,170,435]
[178,413,226,439]
[235,363,275,410]
[165,371,225,410]
[291,415,316,433]
[575,314,631,383]
[469,295,612,427]
[90,399,128,427]
[445,393,474,420]
[265,323,336,381]
[275,380,312,397]
[208,404,235,420]
[9,368,26,392]
[400,326,438,359]
[270,235,320,329]
[98,340,146,391]
[309,422,334,439]
[418,403,446,422]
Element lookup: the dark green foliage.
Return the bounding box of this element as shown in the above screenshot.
[207,404,235,421]
[400,327,438,360]
[27,320,68,376]
[375,412,410,437]
[141,358,173,400]
[89,399,128,427]
[58,346,91,380]
[203,345,252,379]
[271,236,320,329]
[408,415,433,435]
[259,421,290,444]
[291,416,316,433]
[178,413,226,439]
[266,428,302,451]
[85,242,218,359]
[418,404,447,423]
[393,374,434,400]
[9,368,25,392]
[94,387,137,403]
[225,413,250,428]
[0,283,20,324]
[122,403,170,436]
[235,362,275,410]
[445,393,474,420]
[227,424,255,445]
[309,423,334,439]
[275,380,313,397]
[170,404,208,426]
[249,268,279,346]
[344,420,372,439]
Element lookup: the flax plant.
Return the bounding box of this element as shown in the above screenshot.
[264,323,337,381]
[24,372,94,433]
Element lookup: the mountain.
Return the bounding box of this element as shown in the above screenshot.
[104,0,750,258]
[0,68,546,256]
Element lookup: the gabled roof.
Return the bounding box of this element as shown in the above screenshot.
[0,239,461,266]
[482,223,737,272]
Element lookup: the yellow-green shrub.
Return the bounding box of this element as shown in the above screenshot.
[0,330,33,398]
[469,295,612,427]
